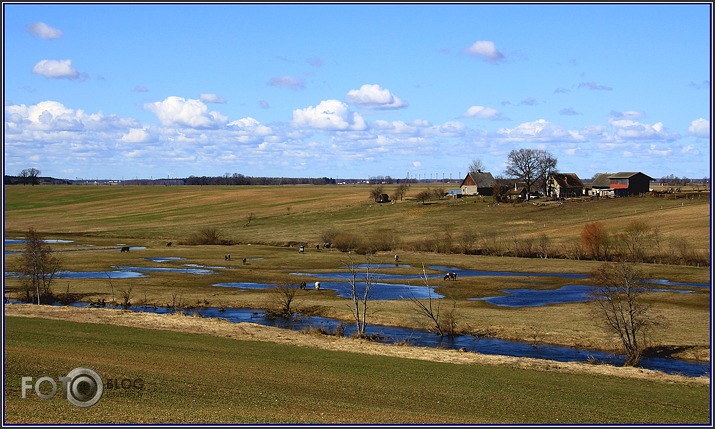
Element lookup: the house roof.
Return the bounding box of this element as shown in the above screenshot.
[461,171,496,188]
[610,172,654,180]
[590,173,613,188]
[550,173,584,188]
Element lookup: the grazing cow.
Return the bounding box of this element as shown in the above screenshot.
[166,242,172,247]
[443,272,457,281]
[120,246,130,253]
[323,242,332,249]
[242,257,247,265]
[300,282,307,290]
[299,245,305,254]
[394,255,399,262]
[314,281,321,290]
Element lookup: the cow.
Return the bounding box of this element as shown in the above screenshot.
[166,242,172,247]
[120,246,130,253]
[443,272,457,281]
[315,281,321,290]
[299,245,305,254]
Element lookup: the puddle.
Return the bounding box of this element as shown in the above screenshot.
[471,285,696,308]
[114,266,216,275]
[4,239,75,244]
[145,257,185,263]
[213,281,442,300]
[5,270,146,279]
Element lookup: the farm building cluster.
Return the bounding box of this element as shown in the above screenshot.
[456,171,655,202]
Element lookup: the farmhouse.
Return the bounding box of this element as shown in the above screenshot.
[547,173,585,199]
[589,173,615,198]
[607,172,654,196]
[460,171,496,196]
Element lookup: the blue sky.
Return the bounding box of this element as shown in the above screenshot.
[3,2,712,181]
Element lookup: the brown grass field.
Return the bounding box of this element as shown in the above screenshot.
[3,184,711,358]
[2,183,712,423]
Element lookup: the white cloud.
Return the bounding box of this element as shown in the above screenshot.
[687,118,710,138]
[144,96,228,128]
[497,119,585,142]
[462,105,500,119]
[121,128,151,143]
[291,99,367,131]
[608,118,678,141]
[27,22,63,39]
[345,84,407,109]
[32,59,80,79]
[464,40,504,62]
[200,93,226,104]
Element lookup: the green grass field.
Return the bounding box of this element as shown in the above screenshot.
[4,316,710,424]
[2,184,712,424]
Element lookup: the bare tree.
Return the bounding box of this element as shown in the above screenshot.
[590,261,658,366]
[268,283,300,319]
[581,222,611,261]
[391,183,410,201]
[346,254,375,337]
[369,185,384,202]
[618,220,651,262]
[19,168,41,186]
[504,149,557,198]
[409,266,458,337]
[16,228,63,304]
[468,159,485,173]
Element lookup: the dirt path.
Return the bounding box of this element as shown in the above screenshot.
[4,304,709,386]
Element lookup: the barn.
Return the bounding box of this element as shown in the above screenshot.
[459,171,496,196]
[608,172,654,196]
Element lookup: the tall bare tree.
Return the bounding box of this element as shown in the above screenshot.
[409,265,458,337]
[504,149,557,198]
[590,260,657,366]
[16,227,63,304]
[468,159,485,173]
[346,254,375,337]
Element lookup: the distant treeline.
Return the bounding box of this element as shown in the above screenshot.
[3,174,423,186]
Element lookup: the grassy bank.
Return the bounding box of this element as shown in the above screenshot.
[3,316,710,425]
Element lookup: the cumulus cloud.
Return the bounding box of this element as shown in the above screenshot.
[345,84,407,109]
[462,105,501,119]
[497,119,585,142]
[144,96,228,128]
[608,118,678,141]
[687,118,710,138]
[27,22,63,39]
[121,128,151,143]
[32,59,80,79]
[4,100,137,132]
[464,40,504,62]
[291,99,366,131]
[200,93,226,104]
[268,75,305,90]
[227,117,273,143]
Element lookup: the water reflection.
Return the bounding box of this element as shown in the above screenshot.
[471,285,695,307]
